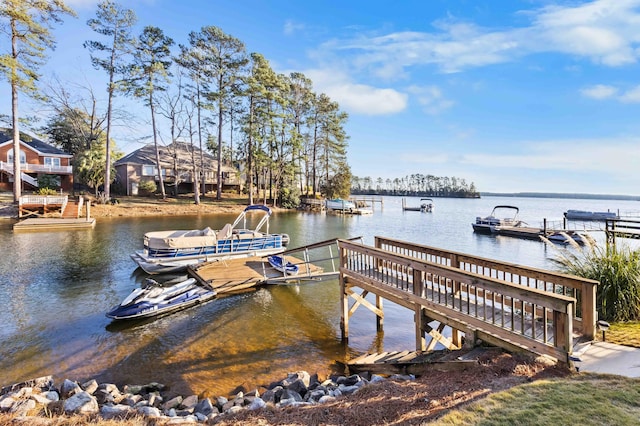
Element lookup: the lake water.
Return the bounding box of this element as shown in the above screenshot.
[1,195,638,397]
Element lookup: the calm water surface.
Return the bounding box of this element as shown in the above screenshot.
[1,196,637,396]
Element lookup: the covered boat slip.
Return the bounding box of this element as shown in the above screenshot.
[338,237,599,363]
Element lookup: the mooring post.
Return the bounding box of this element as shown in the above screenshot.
[339,245,349,340]
[376,294,384,331]
[415,307,426,351]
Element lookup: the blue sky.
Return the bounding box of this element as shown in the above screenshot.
[3,0,640,195]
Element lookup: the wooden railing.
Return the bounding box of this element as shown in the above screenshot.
[374,236,598,339]
[339,239,579,361]
[605,218,640,244]
[18,195,68,218]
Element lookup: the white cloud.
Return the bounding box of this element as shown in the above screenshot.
[304,69,407,115]
[284,20,305,36]
[580,84,618,99]
[406,85,454,115]
[619,85,640,102]
[462,138,640,178]
[317,0,640,76]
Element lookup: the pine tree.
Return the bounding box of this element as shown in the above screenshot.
[0,0,75,201]
[84,0,136,201]
[128,26,174,200]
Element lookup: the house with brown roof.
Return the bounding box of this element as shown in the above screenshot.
[0,129,73,192]
[114,142,240,196]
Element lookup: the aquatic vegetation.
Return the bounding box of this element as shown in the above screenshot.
[542,235,640,322]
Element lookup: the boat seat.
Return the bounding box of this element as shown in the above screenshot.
[217,223,233,240]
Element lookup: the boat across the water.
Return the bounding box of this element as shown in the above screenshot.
[106,276,216,320]
[545,230,590,245]
[564,209,619,221]
[131,205,289,274]
[472,205,523,234]
[267,255,299,275]
[325,198,356,211]
[402,198,434,213]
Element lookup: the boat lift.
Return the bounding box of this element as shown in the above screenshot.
[261,236,364,284]
[188,236,364,293]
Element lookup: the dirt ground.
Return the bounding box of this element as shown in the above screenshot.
[212,351,569,425]
[0,193,252,219]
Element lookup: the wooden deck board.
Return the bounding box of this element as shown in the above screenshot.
[13,218,96,231]
[188,255,324,295]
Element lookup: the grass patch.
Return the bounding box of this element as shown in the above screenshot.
[604,321,640,347]
[433,374,640,425]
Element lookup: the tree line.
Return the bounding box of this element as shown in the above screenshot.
[351,174,480,198]
[0,0,351,207]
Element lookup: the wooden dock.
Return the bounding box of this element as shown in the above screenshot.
[187,237,364,295]
[492,226,546,240]
[13,218,96,231]
[338,237,599,364]
[188,255,324,295]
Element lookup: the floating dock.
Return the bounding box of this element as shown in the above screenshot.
[327,208,373,216]
[187,237,363,295]
[492,226,546,240]
[187,255,324,295]
[13,218,96,232]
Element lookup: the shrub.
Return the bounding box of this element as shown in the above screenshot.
[543,236,640,322]
[279,187,300,209]
[37,174,60,190]
[36,187,58,196]
[138,180,157,194]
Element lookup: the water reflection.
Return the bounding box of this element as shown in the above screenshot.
[1,196,637,396]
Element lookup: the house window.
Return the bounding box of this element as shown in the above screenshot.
[221,171,229,180]
[142,165,157,176]
[44,157,61,167]
[7,149,26,164]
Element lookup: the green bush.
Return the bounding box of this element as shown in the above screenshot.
[279,187,300,209]
[37,174,60,190]
[138,180,157,194]
[544,236,640,322]
[36,187,58,196]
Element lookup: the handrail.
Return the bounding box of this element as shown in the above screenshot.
[605,218,640,244]
[340,239,575,361]
[19,195,68,206]
[0,161,72,174]
[374,236,597,338]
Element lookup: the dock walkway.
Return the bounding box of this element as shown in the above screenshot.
[338,237,599,363]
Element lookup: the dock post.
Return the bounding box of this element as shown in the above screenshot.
[86,200,91,221]
[376,295,383,331]
[339,245,349,341]
[415,307,426,351]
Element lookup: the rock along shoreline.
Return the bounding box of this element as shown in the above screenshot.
[0,370,414,423]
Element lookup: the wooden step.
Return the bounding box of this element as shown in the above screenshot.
[61,201,79,219]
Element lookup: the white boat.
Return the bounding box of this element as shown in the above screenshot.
[564,209,619,221]
[402,198,434,212]
[421,198,434,213]
[106,276,216,320]
[325,198,356,211]
[131,205,289,274]
[472,205,523,234]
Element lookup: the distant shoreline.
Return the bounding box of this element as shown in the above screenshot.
[479,192,640,201]
[353,191,640,201]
